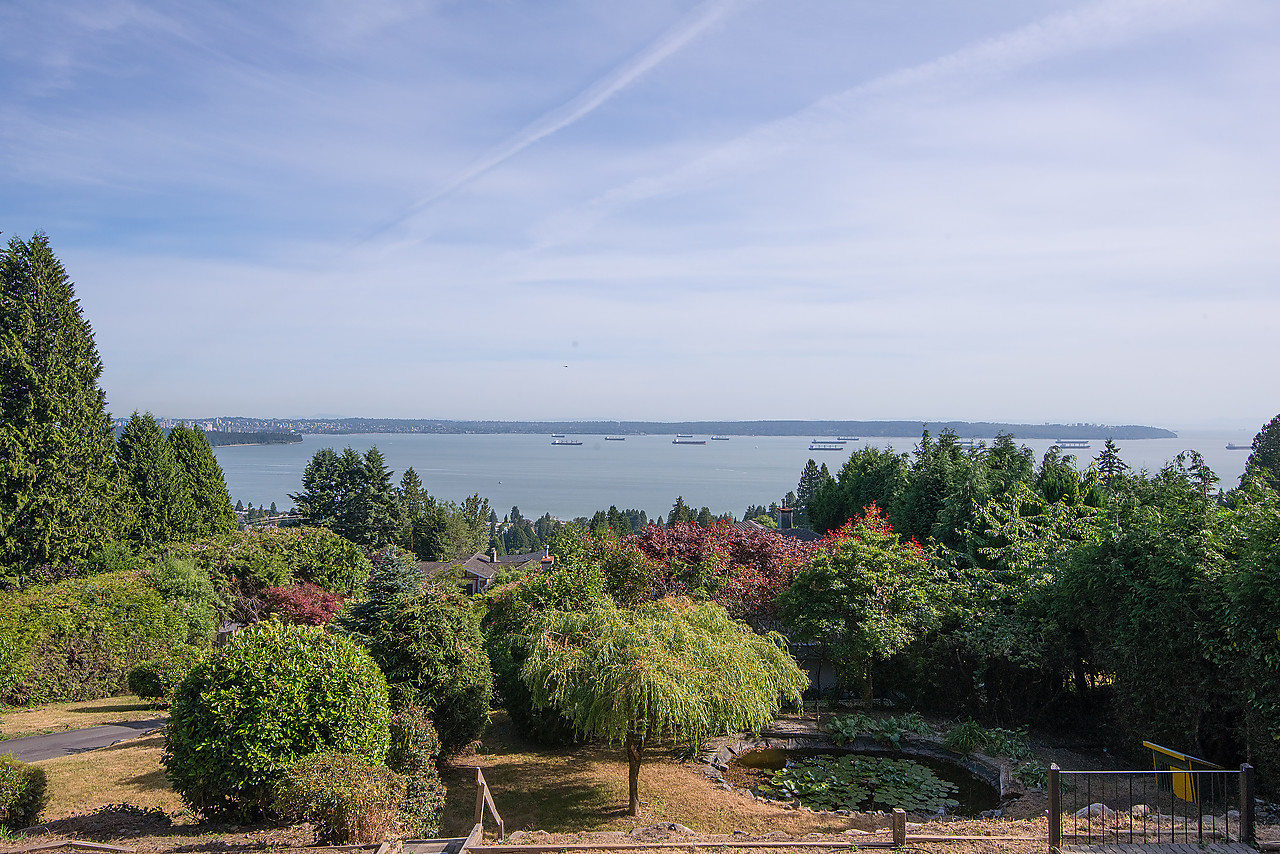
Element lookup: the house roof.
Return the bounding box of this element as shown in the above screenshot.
[417,548,546,582]
[733,519,823,541]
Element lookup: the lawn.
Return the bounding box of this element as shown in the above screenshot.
[1,694,165,740]
[10,706,1173,854]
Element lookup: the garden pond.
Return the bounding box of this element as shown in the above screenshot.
[727,748,1001,816]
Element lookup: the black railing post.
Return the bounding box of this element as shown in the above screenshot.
[1049,763,1062,851]
[1240,763,1255,845]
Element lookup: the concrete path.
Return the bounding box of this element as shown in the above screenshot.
[0,718,167,762]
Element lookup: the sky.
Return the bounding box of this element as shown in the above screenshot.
[3,0,1277,430]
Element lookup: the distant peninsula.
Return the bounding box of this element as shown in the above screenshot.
[187,417,1176,441]
[203,430,303,447]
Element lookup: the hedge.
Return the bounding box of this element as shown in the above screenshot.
[0,570,191,705]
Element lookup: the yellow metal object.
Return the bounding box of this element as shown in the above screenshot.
[1143,740,1222,805]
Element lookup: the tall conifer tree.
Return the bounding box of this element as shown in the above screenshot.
[0,233,117,574]
[1243,413,1280,491]
[117,412,194,547]
[168,424,236,538]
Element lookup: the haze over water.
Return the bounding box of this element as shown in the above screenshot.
[213,428,1257,521]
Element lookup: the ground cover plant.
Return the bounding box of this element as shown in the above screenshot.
[826,712,933,749]
[760,754,959,814]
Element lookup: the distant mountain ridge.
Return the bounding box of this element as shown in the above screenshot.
[172,417,1176,440]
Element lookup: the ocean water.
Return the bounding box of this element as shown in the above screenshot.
[212,429,1258,521]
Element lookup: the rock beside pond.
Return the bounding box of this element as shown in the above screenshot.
[1074,803,1117,818]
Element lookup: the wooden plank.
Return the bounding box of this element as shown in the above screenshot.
[15,844,137,854]
[462,823,485,854]
[471,844,883,852]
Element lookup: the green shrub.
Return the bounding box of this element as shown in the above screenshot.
[827,712,932,749]
[82,541,142,576]
[479,558,610,744]
[127,644,206,704]
[275,752,403,845]
[942,718,1033,761]
[0,570,191,705]
[190,527,372,594]
[0,755,48,829]
[339,568,492,754]
[942,718,986,754]
[148,553,219,644]
[163,620,390,819]
[386,706,447,837]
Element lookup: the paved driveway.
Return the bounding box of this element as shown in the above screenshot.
[0,718,167,762]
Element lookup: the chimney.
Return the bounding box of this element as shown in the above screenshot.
[541,554,554,571]
[489,547,498,563]
[779,507,794,530]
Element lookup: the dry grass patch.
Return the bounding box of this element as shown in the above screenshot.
[441,714,864,838]
[34,732,186,822]
[2,695,165,740]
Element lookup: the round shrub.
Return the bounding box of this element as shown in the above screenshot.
[275,752,403,845]
[162,620,390,819]
[386,706,447,837]
[0,755,48,829]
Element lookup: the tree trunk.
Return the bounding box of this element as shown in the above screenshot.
[860,664,874,708]
[626,731,644,816]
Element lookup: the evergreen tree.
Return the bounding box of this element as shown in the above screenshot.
[117,412,195,547]
[1094,438,1129,487]
[293,446,400,548]
[1243,413,1280,491]
[795,459,831,527]
[236,499,244,512]
[0,233,117,575]
[292,447,344,528]
[668,496,694,525]
[348,446,400,548]
[167,424,236,538]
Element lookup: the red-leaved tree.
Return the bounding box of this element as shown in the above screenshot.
[263,582,346,625]
[628,522,819,625]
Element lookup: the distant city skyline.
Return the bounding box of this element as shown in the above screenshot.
[3,1,1277,430]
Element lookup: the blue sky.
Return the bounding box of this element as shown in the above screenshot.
[3,0,1277,428]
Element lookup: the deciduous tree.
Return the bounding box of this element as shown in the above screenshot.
[777,505,936,705]
[522,598,805,815]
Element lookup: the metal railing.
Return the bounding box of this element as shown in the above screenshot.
[1047,762,1254,849]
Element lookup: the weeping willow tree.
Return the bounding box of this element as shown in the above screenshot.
[522,597,806,816]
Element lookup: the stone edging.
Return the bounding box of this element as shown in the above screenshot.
[699,727,1021,808]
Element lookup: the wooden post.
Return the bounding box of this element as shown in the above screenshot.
[891,808,906,847]
[1048,764,1061,852]
[1240,763,1255,845]
[475,767,486,830]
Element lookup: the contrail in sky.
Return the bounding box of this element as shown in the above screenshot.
[365,0,748,241]
[530,0,1218,249]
